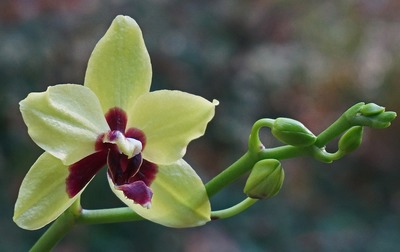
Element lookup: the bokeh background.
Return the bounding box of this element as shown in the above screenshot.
[1,0,399,251]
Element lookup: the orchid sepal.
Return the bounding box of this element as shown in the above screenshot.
[13,153,86,230]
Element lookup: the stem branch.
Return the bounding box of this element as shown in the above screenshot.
[205,152,258,198]
[211,197,258,220]
[78,207,143,224]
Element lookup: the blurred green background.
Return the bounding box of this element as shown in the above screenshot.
[1,0,399,251]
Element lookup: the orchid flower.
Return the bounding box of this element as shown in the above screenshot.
[14,15,218,230]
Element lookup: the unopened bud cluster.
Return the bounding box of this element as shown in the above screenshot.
[349,102,397,128]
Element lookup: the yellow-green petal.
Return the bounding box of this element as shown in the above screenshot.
[108,159,211,227]
[13,153,83,230]
[127,90,218,165]
[84,15,152,112]
[20,84,109,165]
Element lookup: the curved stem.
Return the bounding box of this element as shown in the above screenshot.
[249,118,275,153]
[211,197,258,220]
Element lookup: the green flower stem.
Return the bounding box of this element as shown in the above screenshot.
[78,207,143,224]
[259,145,310,160]
[211,197,258,220]
[314,103,364,148]
[205,152,258,198]
[30,204,143,251]
[30,212,75,252]
[30,200,81,252]
[315,116,350,148]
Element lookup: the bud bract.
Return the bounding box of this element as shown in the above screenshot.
[338,126,363,154]
[360,103,385,116]
[271,118,317,147]
[244,159,284,199]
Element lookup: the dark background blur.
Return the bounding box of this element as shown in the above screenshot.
[1,0,399,251]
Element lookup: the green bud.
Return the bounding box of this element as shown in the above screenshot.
[353,111,397,128]
[271,118,317,147]
[244,159,284,199]
[373,111,397,128]
[338,126,363,154]
[360,103,385,116]
[344,102,397,128]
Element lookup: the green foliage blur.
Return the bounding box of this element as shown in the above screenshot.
[1,0,399,251]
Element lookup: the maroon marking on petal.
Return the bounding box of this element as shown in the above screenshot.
[66,151,107,197]
[95,133,108,151]
[125,127,146,150]
[105,107,127,132]
[116,181,153,207]
[128,159,158,186]
[107,149,143,186]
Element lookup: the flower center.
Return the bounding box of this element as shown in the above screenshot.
[67,107,157,209]
[100,107,157,208]
[103,130,143,158]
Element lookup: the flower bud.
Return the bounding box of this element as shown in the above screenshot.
[353,111,397,128]
[360,103,385,116]
[244,159,284,199]
[338,126,363,154]
[271,118,317,147]
[370,111,397,128]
